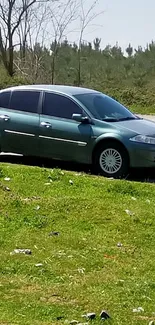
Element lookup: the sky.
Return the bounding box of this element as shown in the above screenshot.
[66,0,155,52]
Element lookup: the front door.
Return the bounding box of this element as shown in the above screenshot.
[0,90,41,156]
[39,92,93,163]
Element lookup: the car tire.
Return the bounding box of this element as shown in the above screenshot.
[93,141,129,179]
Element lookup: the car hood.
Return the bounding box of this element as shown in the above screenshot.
[117,118,155,136]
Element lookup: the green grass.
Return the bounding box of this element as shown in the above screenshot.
[131,105,155,115]
[0,163,155,324]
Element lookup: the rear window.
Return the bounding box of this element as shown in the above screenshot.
[0,91,11,109]
[10,91,40,113]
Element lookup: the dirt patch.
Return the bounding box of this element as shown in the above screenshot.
[11,284,41,294]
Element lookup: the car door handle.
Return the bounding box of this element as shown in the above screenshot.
[0,114,10,121]
[40,121,52,128]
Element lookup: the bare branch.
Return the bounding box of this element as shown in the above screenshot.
[0,0,55,76]
[76,0,104,86]
[11,0,37,36]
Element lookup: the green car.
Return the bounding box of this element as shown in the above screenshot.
[0,84,155,178]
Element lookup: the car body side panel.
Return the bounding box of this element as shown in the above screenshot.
[0,108,40,155]
[39,115,95,163]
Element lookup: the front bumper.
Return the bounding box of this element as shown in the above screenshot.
[128,142,155,168]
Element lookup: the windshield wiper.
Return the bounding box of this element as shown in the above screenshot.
[102,116,140,122]
[102,118,119,122]
[117,117,138,121]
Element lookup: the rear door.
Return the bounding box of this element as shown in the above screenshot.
[39,91,93,162]
[0,90,41,155]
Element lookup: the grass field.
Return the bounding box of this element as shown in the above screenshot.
[131,106,155,115]
[1,163,155,325]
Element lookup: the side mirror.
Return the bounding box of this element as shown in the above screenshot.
[72,113,90,124]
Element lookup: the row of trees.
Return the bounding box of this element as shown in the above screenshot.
[7,38,155,89]
[1,0,155,109]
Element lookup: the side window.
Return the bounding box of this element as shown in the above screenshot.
[10,91,40,113]
[0,91,11,109]
[43,92,83,119]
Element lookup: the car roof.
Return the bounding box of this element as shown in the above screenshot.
[1,85,100,96]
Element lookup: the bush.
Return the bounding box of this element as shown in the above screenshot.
[0,63,155,110]
[101,87,155,108]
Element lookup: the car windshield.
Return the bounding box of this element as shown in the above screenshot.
[74,93,137,122]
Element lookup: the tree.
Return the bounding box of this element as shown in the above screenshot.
[110,42,123,59]
[126,43,133,57]
[17,1,48,61]
[48,0,79,84]
[0,0,54,76]
[76,0,104,86]
[93,37,101,51]
[135,45,143,55]
[73,41,78,52]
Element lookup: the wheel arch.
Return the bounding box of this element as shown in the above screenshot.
[92,137,130,165]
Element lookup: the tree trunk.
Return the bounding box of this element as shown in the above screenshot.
[7,4,14,77]
[77,49,81,86]
[51,54,56,84]
[8,37,14,76]
[0,28,9,73]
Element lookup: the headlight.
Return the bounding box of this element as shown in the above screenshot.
[130,135,155,145]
